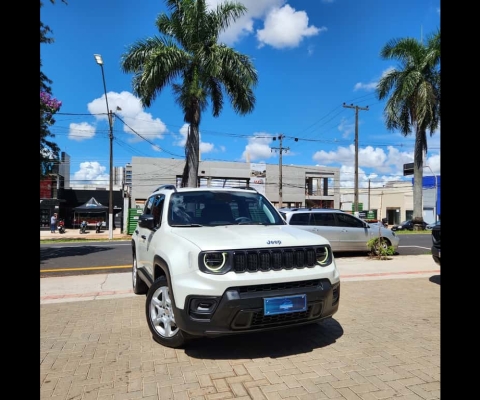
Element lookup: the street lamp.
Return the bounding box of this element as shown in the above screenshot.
[424,165,437,223]
[94,54,114,240]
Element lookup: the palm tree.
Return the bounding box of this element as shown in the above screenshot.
[121,0,258,187]
[376,28,440,225]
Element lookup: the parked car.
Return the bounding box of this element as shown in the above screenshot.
[426,220,440,230]
[391,220,428,231]
[431,223,440,265]
[131,187,340,348]
[279,208,399,254]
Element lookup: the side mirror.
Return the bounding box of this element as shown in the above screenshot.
[138,214,155,229]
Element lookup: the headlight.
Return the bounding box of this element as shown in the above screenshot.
[315,246,332,267]
[203,252,228,272]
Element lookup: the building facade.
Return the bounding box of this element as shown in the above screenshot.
[40,151,70,227]
[129,157,341,209]
[339,176,441,225]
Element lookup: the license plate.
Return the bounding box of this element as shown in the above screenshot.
[264,294,307,316]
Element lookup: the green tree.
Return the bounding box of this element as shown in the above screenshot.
[376,29,440,224]
[40,0,66,179]
[121,0,258,187]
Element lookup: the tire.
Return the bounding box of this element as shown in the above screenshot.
[145,276,189,348]
[371,238,391,255]
[132,249,148,295]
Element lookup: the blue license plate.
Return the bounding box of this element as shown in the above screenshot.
[264,294,307,316]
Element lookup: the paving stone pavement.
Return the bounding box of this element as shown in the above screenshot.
[40,275,440,400]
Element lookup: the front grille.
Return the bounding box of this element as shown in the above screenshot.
[251,306,312,326]
[233,247,318,273]
[432,229,441,242]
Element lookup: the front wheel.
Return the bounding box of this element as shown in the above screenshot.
[145,276,190,348]
[371,238,391,255]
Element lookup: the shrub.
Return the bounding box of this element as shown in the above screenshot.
[367,237,395,260]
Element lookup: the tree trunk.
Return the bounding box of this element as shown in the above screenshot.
[186,123,200,187]
[412,127,424,223]
[182,100,201,188]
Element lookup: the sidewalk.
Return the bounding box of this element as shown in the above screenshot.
[40,227,131,240]
[40,254,439,304]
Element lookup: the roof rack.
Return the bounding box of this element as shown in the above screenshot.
[154,184,177,192]
[233,186,257,192]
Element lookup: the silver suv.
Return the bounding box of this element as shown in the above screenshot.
[279,208,399,254]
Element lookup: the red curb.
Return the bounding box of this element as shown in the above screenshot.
[342,269,440,278]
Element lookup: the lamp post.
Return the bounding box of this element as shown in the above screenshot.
[94,54,114,240]
[424,165,437,223]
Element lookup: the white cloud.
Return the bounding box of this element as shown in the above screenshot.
[339,165,403,189]
[174,123,216,154]
[200,142,215,154]
[242,133,276,161]
[68,122,96,141]
[424,154,440,176]
[353,82,377,92]
[257,4,324,49]
[207,0,285,45]
[353,66,394,92]
[174,124,189,147]
[72,161,109,186]
[337,117,355,138]
[312,144,429,178]
[207,1,324,49]
[87,91,167,141]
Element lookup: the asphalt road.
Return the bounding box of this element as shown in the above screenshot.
[40,233,432,278]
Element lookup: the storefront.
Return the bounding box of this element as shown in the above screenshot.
[40,198,64,228]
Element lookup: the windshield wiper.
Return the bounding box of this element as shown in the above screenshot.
[170,224,203,227]
[237,221,269,225]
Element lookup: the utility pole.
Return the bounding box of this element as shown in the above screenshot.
[343,103,368,215]
[94,54,115,239]
[108,110,114,239]
[367,179,370,211]
[271,134,289,208]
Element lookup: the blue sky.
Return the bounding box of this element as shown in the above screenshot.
[41,0,441,189]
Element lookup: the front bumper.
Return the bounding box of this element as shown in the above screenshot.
[172,279,340,337]
[431,245,440,265]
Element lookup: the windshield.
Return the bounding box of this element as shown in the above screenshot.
[167,190,286,227]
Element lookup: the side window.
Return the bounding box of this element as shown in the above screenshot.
[312,212,335,226]
[143,196,155,215]
[335,213,364,228]
[289,213,310,225]
[151,195,165,228]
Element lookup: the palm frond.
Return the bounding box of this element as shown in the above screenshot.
[205,77,223,117]
[213,1,247,33]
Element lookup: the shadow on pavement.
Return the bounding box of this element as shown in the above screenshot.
[40,245,113,264]
[184,318,343,359]
[429,275,440,285]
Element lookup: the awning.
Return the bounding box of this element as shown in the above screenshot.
[40,198,65,206]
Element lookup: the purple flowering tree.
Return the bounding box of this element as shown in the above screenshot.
[40,91,62,178]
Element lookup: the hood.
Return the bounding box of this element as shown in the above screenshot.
[171,225,330,251]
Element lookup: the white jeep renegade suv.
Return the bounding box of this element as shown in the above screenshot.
[131,185,340,348]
